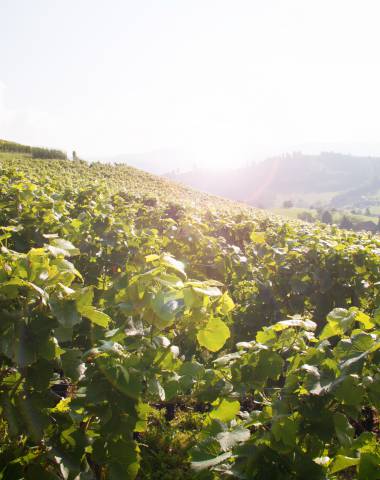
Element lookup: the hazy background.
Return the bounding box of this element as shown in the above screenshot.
[1,0,380,172]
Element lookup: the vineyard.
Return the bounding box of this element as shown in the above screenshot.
[0,148,379,479]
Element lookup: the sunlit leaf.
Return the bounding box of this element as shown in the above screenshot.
[197,317,230,352]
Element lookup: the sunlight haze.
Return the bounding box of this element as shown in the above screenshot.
[1,0,380,171]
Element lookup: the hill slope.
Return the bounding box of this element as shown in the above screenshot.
[0,149,253,214]
[168,151,380,208]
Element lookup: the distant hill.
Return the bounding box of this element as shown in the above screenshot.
[167,152,380,208]
[5,139,380,211]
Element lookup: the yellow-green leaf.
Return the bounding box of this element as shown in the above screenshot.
[355,311,374,330]
[81,306,111,328]
[217,292,235,315]
[197,318,230,352]
[330,455,359,474]
[51,397,71,413]
[210,398,240,422]
[250,231,266,244]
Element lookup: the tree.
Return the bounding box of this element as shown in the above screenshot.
[340,215,353,230]
[321,210,333,224]
[283,200,293,208]
[297,211,314,223]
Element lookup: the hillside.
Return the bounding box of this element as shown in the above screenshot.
[168,151,380,209]
[0,148,251,214]
[0,143,379,479]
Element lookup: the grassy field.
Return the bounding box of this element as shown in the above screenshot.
[270,206,378,227]
[270,207,318,219]
[367,205,380,215]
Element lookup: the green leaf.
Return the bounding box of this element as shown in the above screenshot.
[145,254,160,262]
[14,335,37,368]
[80,305,111,328]
[210,398,240,423]
[50,299,81,328]
[135,402,155,433]
[373,307,380,326]
[253,349,284,383]
[320,308,356,340]
[197,317,230,352]
[183,287,198,309]
[217,292,235,315]
[48,238,80,257]
[216,427,250,452]
[191,452,232,471]
[156,272,184,288]
[150,291,180,329]
[359,452,380,480]
[272,318,317,331]
[351,333,375,354]
[39,336,65,361]
[271,416,298,447]
[354,311,374,330]
[330,455,359,474]
[148,378,165,401]
[161,254,186,278]
[192,285,222,297]
[333,375,365,406]
[61,348,84,381]
[0,278,49,303]
[75,286,94,310]
[51,397,71,413]
[55,326,73,343]
[250,231,266,243]
[333,413,354,446]
[335,333,374,362]
[179,361,205,380]
[368,375,380,409]
[108,440,141,480]
[256,327,277,345]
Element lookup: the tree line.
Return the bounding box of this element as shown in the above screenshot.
[0,139,67,160]
[298,208,380,232]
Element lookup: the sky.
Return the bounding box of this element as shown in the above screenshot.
[1,0,380,171]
